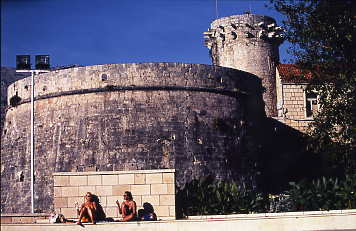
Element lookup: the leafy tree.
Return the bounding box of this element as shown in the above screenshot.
[270,0,355,174]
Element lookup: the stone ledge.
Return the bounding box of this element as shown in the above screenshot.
[1,210,355,231]
[187,209,356,220]
[53,169,175,176]
[15,86,243,106]
[0,214,49,217]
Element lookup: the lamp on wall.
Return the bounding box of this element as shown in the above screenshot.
[35,55,50,70]
[16,55,31,70]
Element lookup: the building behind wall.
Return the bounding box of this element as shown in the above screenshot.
[275,64,316,132]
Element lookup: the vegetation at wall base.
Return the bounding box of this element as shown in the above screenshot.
[285,173,356,211]
[176,173,356,217]
[176,176,267,217]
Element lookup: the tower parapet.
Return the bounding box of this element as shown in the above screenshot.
[205,13,284,117]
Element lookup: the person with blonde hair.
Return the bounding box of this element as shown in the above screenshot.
[75,192,106,224]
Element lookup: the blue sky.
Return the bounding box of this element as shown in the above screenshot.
[1,0,293,68]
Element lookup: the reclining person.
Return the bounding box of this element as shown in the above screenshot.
[75,192,106,224]
[115,191,137,221]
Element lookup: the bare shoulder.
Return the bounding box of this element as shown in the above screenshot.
[129,200,136,207]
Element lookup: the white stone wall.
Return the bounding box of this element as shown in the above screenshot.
[1,210,356,230]
[53,169,175,220]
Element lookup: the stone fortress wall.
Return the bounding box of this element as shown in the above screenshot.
[205,14,284,117]
[2,13,312,217]
[0,67,29,132]
[1,62,263,213]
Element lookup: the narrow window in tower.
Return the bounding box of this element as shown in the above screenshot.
[305,92,319,118]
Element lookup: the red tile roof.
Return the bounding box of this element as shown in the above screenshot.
[277,64,313,83]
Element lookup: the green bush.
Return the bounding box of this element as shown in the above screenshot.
[176,176,267,217]
[176,174,356,217]
[285,173,356,211]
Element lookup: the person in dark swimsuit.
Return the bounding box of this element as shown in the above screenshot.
[115,191,137,221]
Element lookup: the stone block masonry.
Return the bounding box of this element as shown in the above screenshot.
[53,169,176,220]
[276,84,313,132]
[1,63,262,213]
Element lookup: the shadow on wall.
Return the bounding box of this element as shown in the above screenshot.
[227,70,324,193]
[255,118,322,193]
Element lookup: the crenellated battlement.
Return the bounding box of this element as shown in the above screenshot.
[204,14,284,50]
[204,13,284,117]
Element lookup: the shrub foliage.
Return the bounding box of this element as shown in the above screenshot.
[176,176,266,217]
[177,174,356,216]
[285,173,356,211]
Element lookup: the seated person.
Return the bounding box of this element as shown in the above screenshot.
[138,202,157,221]
[75,192,106,224]
[115,191,137,221]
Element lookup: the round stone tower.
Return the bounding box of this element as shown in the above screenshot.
[1,63,263,213]
[204,13,284,117]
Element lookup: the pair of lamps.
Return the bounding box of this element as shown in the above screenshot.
[16,55,50,70]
